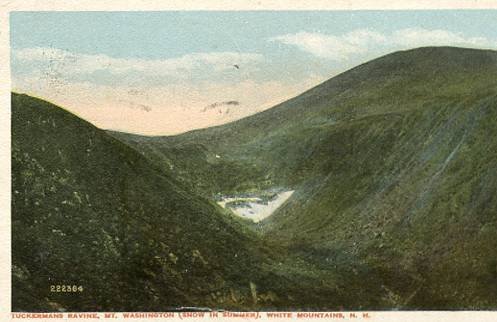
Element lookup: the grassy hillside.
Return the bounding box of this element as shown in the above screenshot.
[13,93,398,311]
[113,47,497,190]
[113,47,497,309]
[11,93,284,311]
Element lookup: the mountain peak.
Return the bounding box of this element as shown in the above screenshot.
[337,46,497,79]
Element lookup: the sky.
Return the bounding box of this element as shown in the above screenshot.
[10,10,497,135]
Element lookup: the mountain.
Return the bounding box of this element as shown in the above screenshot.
[12,93,271,311]
[13,93,396,312]
[112,47,497,309]
[12,93,292,311]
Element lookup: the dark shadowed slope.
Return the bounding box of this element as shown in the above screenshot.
[112,47,497,309]
[11,93,282,311]
[13,93,397,311]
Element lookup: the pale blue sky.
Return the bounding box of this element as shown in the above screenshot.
[10,11,497,134]
[11,11,497,57]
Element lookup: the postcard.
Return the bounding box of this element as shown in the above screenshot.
[1,1,497,321]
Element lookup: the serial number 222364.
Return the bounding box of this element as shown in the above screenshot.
[50,285,84,293]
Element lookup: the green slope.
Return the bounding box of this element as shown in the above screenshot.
[112,47,497,309]
[13,93,396,311]
[113,47,497,191]
[11,93,282,311]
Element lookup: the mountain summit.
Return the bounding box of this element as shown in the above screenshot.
[13,47,497,310]
[114,47,497,308]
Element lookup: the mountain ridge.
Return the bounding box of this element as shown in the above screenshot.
[13,46,497,310]
[13,93,390,311]
[110,46,497,140]
[111,46,497,308]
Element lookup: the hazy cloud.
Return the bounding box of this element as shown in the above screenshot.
[12,73,325,135]
[12,47,264,82]
[269,30,385,61]
[270,28,497,61]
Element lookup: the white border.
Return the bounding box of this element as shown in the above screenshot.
[3,0,497,10]
[0,6,12,322]
[2,1,497,322]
